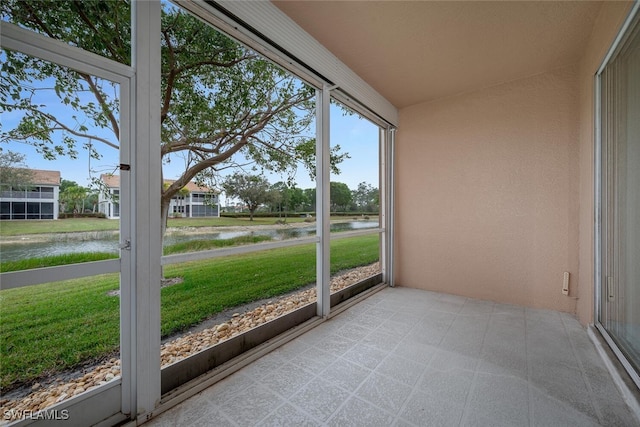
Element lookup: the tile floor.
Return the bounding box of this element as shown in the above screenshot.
[147,287,639,426]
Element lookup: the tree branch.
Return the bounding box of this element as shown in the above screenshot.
[161,130,231,156]
[178,56,254,74]
[9,106,120,150]
[161,29,177,123]
[21,2,56,38]
[71,1,121,60]
[162,107,278,201]
[78,73,120,140]
[163,138,248,202]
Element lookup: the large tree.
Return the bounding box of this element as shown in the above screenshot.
[352,182,379,212]
[222,173,271,221]
[59,184,87,215]
[0,150,33,191]
[267,181,306,221]
[329,182,352,212]
[0,1,346,236]
[302,188,316,212]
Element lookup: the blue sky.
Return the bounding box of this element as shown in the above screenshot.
[4,85,380,198]
[2,1,380,202]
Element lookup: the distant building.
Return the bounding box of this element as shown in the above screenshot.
[98,174,121,219]
[0,169,61,220]
[98,174,219,219]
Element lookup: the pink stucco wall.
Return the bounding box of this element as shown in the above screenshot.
[394,2,632,323]
[395,66,580,313]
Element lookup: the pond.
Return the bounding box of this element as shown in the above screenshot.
[0,221,379,261]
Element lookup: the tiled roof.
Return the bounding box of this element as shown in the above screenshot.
[6,168,61,186]
[100,174,216,193]
[169,180,214,193]
[100,174,120,188]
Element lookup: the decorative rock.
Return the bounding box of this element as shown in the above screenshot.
[1,263,380,422]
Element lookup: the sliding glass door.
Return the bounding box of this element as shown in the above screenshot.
[597,8,640,388]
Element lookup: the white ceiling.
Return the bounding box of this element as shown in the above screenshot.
[273,1,604,109]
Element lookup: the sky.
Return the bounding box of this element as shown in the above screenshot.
[4,95,379,196]
[1,2,381,203]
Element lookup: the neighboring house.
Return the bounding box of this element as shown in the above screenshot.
[98,174,121,220]
[98,174,219,219]
[0,168,61,220]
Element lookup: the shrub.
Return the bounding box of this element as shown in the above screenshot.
[59,212,106,219]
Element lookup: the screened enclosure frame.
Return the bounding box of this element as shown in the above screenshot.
[0,18,136,427]
[1,1,397,425]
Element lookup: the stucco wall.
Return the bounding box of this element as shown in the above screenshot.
[396,2,632,324]
[395,65,581,314]
[394,2,634,322]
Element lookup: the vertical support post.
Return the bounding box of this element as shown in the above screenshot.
[130,0,162,421]
[316,86,331,317]
[379,127,387,283]
[119,81,133,417]
[386,128,396,287]
[594,74,602,322]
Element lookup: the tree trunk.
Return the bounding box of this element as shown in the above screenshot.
[160,198,171,279]
[161,198,171,244]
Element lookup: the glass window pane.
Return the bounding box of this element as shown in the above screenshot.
[0,274,120,420]
[157,1,318,393]
[11,202,25,214]
[599,21,640,376]
[329,100,382,305]
[26,202,39,214]
[1,49,121,264]
[1,0,131,65]
[0,50,122,416]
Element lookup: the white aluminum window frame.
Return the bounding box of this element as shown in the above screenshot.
[0,20,135,427]
[160,0,395,313]
[594,0,640,391]
[1,0,398,422]
[0,23,132,290]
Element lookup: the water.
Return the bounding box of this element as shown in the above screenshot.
[0,221,379,261]
[0,232,121,261]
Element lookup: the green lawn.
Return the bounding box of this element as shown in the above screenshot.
[0,253,118,273]
[0,234,379,389]
[0,218,120,236]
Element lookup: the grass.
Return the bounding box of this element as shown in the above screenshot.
[162,235,273,255]
[0,234,379,389]
[0,253,118,273]
[0,218,119,236]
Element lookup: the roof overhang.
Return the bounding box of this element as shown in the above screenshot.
[272,1,604,109]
